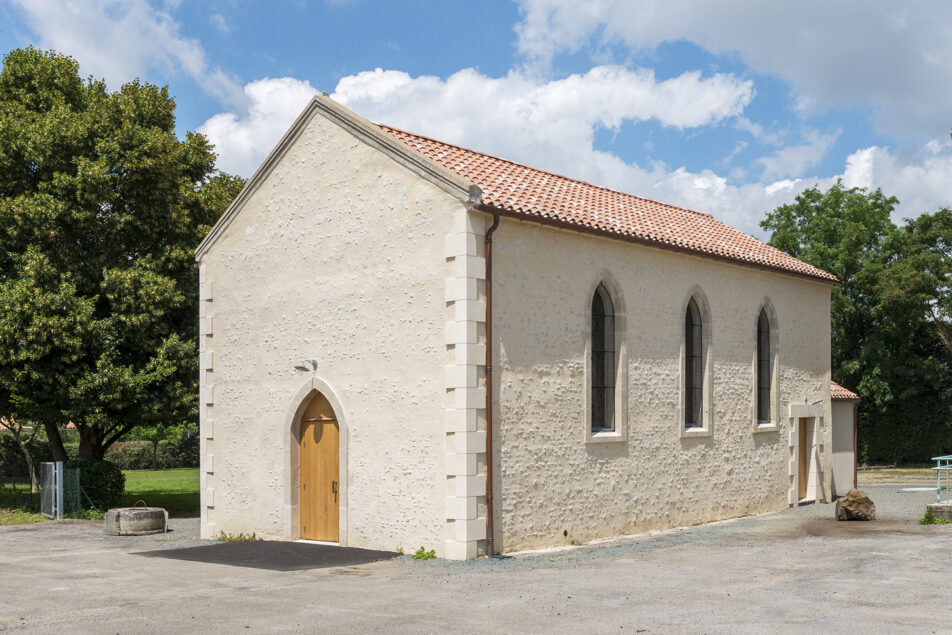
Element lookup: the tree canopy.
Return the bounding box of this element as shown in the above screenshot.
[0,47,243,460]
[762,182,952,463]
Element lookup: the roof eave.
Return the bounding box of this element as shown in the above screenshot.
[473,203,840,286]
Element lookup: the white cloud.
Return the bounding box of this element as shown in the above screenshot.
[841,141,952,219]
[199,68,952,237]
[210,13,229,34]
[11,0,244,106]
[198,77,318,176]
[198,64,752,181]
[329,65,752,188]
[515,0,952,139]
[755,129,839,180]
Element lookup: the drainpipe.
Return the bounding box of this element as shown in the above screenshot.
[484,212,500,557]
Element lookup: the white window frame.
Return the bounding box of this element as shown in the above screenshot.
[678,287,713,438]
[584,272,628,444]
[753,298,781,433]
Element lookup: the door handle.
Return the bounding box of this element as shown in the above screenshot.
[331,480,338,494]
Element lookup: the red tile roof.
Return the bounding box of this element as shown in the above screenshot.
[831,381,860,401]
[380,125,838,284]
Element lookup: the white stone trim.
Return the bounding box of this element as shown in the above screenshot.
[583,271,628,444]
[443,207,490,559]
[787,402,825,505]
[198,262,214,539]
[678,286,714,438]
[752,297,781,433]
[445,408,478,432]
[283,376,350,544]
[195,93,481,261]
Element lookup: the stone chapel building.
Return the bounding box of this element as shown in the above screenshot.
[195,94,854,559]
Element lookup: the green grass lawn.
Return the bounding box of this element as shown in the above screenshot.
[0,507,47,525]
[0,482,44,522]
[120,468,199,518]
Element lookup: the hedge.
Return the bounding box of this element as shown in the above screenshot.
[1,430,199,477]
[67,459,125,509]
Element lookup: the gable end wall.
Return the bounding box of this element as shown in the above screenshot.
[198,109,467,555]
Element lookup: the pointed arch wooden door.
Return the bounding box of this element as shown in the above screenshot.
[299,392,339,541]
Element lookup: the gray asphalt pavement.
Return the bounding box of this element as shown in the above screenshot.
[1,486,947,633]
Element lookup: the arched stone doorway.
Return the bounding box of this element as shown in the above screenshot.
[298,391,339,541]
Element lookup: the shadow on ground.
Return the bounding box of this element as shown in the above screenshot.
[137,540,399,571]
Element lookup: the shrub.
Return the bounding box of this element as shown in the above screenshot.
[104,441,155,470]
[101,436,199,470]
[67,459,125,510]
[920,508,952,525]
[165,430,199,468]
[412,546,436,560]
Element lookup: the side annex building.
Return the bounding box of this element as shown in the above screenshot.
[195,94,851,559]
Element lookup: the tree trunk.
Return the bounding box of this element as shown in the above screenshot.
[78,425,106,460]
[152,440,159,470]
[43,421,68,462]
[16,436,38,493]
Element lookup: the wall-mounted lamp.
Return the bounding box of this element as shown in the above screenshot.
[294,359,317,372]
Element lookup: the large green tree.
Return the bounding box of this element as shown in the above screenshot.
[762,182,952,463]
[0,47,243,460]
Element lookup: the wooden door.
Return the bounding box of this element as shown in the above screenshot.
[798,418,809,500]
[299,393,339,541]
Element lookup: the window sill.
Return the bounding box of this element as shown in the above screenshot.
[753,422,779,433]
[585,429,626,444]
[680,427,712,439]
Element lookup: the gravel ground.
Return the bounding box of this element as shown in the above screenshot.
[1,487,947,633]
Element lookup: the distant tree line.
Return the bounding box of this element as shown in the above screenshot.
[763,182,952,464]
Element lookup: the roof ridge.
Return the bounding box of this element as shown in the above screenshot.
[377,123,714,220]
[375,122,837,285]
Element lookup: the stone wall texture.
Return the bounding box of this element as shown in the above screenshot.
[199,105,834,558]
[489,216,832,552]
[199,110,460,554]
[831,400,856,497]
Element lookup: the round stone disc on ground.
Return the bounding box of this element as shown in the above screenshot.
[104,504,168,536]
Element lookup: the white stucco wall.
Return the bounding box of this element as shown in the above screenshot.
[831,400,856,497]
[198,110,462,554]
[489,215,833,553]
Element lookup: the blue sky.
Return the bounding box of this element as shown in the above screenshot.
[2,1,951,236]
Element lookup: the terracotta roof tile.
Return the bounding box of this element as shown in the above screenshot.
[831,381,860,401]
[380,125,838,284]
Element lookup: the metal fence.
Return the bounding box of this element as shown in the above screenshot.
[39,462,82,519]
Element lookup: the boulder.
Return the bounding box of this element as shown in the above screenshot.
[835,488,876,521]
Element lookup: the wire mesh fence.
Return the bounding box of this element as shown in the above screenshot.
[3,455,99,517]
[39,462,55,517]
[39,462,84,518]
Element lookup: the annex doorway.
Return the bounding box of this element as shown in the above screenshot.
[299,392,340,541]
[798,417,815,502]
